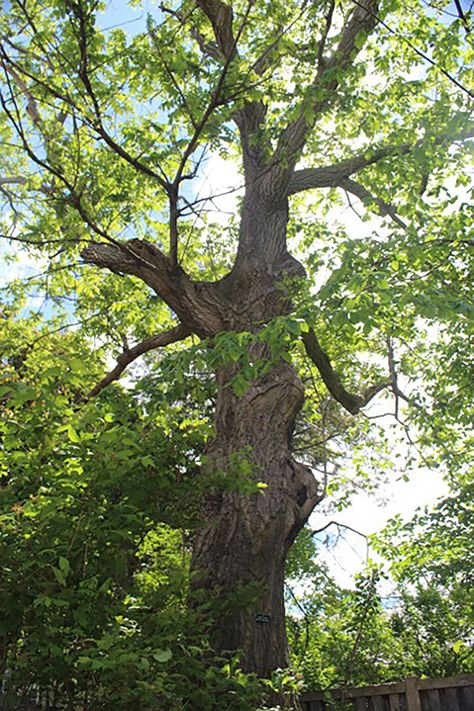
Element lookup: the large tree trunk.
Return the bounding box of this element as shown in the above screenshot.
[189,194,323,678]
[83,191,325,680]
[191,356,321,677]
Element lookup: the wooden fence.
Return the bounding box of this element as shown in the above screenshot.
[300,673,474,711]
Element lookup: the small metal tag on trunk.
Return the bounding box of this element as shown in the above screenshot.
[255,613,271,624]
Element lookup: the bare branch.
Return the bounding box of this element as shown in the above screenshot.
[311,520,367,541]
[453,0,471,35]
[318,0,336,67]
[302,328,389,414]
[85,323,191,399]
[165,0,254,263]
[65,2,169,190]
[160,4,223,61]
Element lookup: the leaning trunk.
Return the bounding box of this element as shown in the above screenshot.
[190,358,320,677]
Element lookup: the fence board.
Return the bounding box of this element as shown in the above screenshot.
[425,688,441,711]
[418,674,474,691]
[460,686,474,709]
[442,686,460,711]
[389,694,402,711]
[300,673,474,711]
[405,676,422,711]
[372,696,385,711]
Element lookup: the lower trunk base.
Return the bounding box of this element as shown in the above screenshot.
[190,362,322,679]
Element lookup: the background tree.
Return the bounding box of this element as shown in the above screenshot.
[286,482,474,691]
[0,0,472,686]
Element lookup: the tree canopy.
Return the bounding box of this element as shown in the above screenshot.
[0,0,473,707]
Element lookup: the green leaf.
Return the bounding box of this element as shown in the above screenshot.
[66,425,81,443]
[59,557,70,577]
[153,648,172,663]
[51,566,66,587]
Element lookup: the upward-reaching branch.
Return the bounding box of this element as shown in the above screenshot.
[195,0,236,59]
[269,0,379,184]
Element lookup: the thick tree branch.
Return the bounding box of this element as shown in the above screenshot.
[271,0,379,180]
[160,4,223,61]
[287,120,474,196]
[81,240,225,337]
[302,328,389,414]
[85,323,191,399]
[2,56,225,338]
[0,176,27,186]
[286,121,474,226]
[287,150,403,194]
[195,0,236,59]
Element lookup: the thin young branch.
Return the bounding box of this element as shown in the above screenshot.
[1,71,174,281]
[85,323,191,399]
[340,177,407,228]
[453,0,471,35]
[311,520,368,540]
[302,328,389,414]
[350,0,473,97]
[66,1,170,190]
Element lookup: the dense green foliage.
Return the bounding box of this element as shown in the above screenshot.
[0,316,270,709]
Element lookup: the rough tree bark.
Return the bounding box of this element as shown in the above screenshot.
[191,358,322,676]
